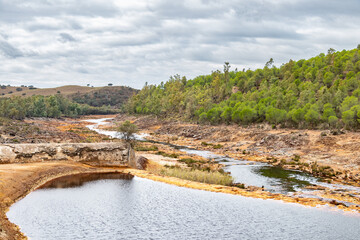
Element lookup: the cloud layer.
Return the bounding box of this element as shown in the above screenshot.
[0,0,359,89]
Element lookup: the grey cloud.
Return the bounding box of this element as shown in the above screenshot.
[0,40,23,58]
[59,33,76,43]
[0,0,359,89]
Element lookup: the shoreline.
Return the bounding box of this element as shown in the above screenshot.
[111,114,360,186]
[1,162,360,239]
[0,162,128,240]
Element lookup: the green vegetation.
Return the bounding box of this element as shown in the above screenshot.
[155,151,179,158]
[0,94,118,119]
[201,142,223,149]
[127,46,360,130]
[69,86,138,109]
[134,144,159,151]
[117,120,138,142]
[150,165,234,186]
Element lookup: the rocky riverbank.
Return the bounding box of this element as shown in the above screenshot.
[113,114,360,186]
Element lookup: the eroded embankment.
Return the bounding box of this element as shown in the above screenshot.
[0,162,129,240]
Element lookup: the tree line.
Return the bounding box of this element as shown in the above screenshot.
[0,94,118,120]
[126,46,360,130]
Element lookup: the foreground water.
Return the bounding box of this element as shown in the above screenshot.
[7,174,360,240]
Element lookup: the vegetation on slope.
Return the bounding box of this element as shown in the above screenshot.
[126,46,360,130]
[1,85,138,109]
[0,94,117,120]
[69,86,138,109]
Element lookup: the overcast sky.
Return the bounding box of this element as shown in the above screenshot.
[0,0,359,89]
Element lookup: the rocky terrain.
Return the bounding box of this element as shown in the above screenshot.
[114,114,360,185]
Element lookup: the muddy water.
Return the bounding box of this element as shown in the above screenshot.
[7,175,360,240]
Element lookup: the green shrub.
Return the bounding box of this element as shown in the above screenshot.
[156,151,179,158]
[135,145,159,151]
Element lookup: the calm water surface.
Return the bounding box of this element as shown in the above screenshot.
[7,175,360,240]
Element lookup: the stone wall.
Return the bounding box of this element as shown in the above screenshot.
[0,143,133,166]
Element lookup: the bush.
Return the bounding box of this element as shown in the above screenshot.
[156,151,179,158]
[135,145,158,151]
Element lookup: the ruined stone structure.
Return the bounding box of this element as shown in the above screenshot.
[0,143,134,166]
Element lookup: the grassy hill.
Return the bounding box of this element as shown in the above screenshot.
[0,85,138,109]
[0,85,102,97]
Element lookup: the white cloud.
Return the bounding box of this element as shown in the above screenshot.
[0,0,359,89]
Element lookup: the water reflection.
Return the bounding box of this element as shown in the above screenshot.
[40,172,134,189]
[7,177,360,240]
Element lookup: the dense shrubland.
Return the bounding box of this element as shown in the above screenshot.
[126,46,360,130]
[0,94,117,119]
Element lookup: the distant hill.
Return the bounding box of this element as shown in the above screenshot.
[69,86,138,109]
[0,85,101,97]
[0,85,138,109]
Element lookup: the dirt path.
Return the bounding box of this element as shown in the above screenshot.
[0,162,127,240]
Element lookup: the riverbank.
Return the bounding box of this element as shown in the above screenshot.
[0,162,128,239]
[126,167,360,212]
[113,114,360,186]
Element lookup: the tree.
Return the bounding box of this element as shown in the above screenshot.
[305,108,320,127]
[328,116,338,128]
[265,107,286,124]
[224,62,231,83]
[342,110,356,129]
[117,121,138,143]
[265,58,274,68]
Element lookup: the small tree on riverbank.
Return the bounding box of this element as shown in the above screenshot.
[117,120,138,146]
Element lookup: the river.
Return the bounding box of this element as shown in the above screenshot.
[7,173,360,240]
[6,118,360,239]
[86,118,360,195]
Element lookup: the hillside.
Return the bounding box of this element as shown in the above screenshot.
[69,86,138,109]
[126,46,360,130]
[0,85,103,97]
[0,85,138,109]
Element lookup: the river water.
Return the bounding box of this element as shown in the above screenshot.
[7,174,360,240]
[85,118,360,195]
[7,118,360,239]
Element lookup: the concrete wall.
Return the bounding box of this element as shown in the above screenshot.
[0,143,134,166]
